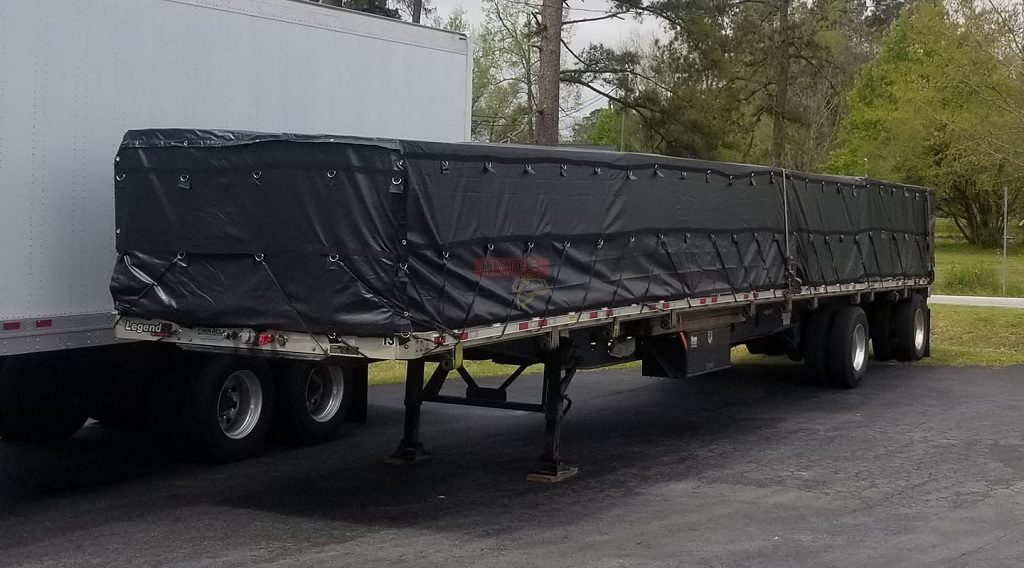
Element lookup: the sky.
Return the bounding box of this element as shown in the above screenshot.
[427,0,670,121]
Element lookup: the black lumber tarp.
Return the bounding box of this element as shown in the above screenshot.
[111,129,934,336]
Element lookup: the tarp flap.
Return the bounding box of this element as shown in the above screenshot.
[110,130,934,336]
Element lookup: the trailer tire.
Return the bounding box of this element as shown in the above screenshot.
[828,306,870,389]
[868,302,895,361]
[891,294,928,362]
[275,361,351,446]
[0,354,89,442]
[803,306,836,385]
[179,355,274,463]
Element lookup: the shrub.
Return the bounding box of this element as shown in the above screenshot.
[943,263,1000,296]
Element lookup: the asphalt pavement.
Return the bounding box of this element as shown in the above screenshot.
[2,363,1024,567]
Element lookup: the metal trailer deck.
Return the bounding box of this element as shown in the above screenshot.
[117,275,932,481]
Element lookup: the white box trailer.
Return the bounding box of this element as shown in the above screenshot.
[0,0,471,355]
[0,0,471,456]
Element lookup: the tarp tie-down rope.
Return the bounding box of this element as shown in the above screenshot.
[259,258,337,358]
[572,241,602,324]
[114,253,181,326]
[460,246,491,331]
[541,242,571,320]
[608,236,635,308]
[658,234,689,305]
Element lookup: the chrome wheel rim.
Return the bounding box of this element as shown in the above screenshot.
[218,370,263,440]
[852,323,867,372]
[913,308,926,352]
[305,366,344,423]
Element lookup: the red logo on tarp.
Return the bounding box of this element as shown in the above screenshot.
[474,257,550,278]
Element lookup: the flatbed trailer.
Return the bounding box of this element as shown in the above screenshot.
[110,130,934,480]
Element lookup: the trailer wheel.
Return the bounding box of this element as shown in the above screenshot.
[868,302,894,361]
[180,355,274,462]
[803,306,836,385]
[0,354,89,442]
[275,361,351,446]
[891,294,928,362]
[828,306,869,389]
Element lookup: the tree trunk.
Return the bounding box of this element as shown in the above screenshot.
[771,0,791,167]
[536,0,562,145]
[412,0,422,23]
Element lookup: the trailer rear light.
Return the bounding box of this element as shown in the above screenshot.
[2,321,20,331]
[255,332,275,346]
[35,319,53,328]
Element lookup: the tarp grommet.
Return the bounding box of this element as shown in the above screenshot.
[524,164,535,175]
[327,170,336,178]
[653,165,663,178]
[560,164,568,176]
[594,166,602,175]
[596,238,604,248]
[483,162,494,173]
[440,160,450,174]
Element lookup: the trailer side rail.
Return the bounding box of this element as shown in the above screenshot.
[116,277,930,360]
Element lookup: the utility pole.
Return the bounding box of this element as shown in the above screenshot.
[536,0,562,145]
[770,0,791,167]
[1003,186,1010,297]
[412,0,422,23]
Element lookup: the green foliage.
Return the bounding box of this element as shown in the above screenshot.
[943,263,1001,296]
[471,0,581,143]
[565,1,905,166]
[826,2,1024,246]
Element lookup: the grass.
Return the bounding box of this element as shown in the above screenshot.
[932,218,1024,297]
[366,304,1023,385]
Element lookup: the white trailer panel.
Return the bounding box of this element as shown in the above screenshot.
[0,0,471,354]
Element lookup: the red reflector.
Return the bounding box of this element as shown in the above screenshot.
[698,298,707,305]
[35,319,53,328]
[539,319,549,328]
[255,333,274,346]
[433,336,445,346]
[711,296,719,304]
[662,302,670,309]
[2,321,20,331]
[519,322,530,331]
[589,311,599,319]
[459,331,469,341]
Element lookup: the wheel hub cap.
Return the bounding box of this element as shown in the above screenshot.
[852,323,867,372]
[305,366,345,423]
[218,370,263,440]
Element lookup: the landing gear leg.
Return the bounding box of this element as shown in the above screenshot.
[345,364,368,424]
[388,359,431,463]
[527,345,578,483]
